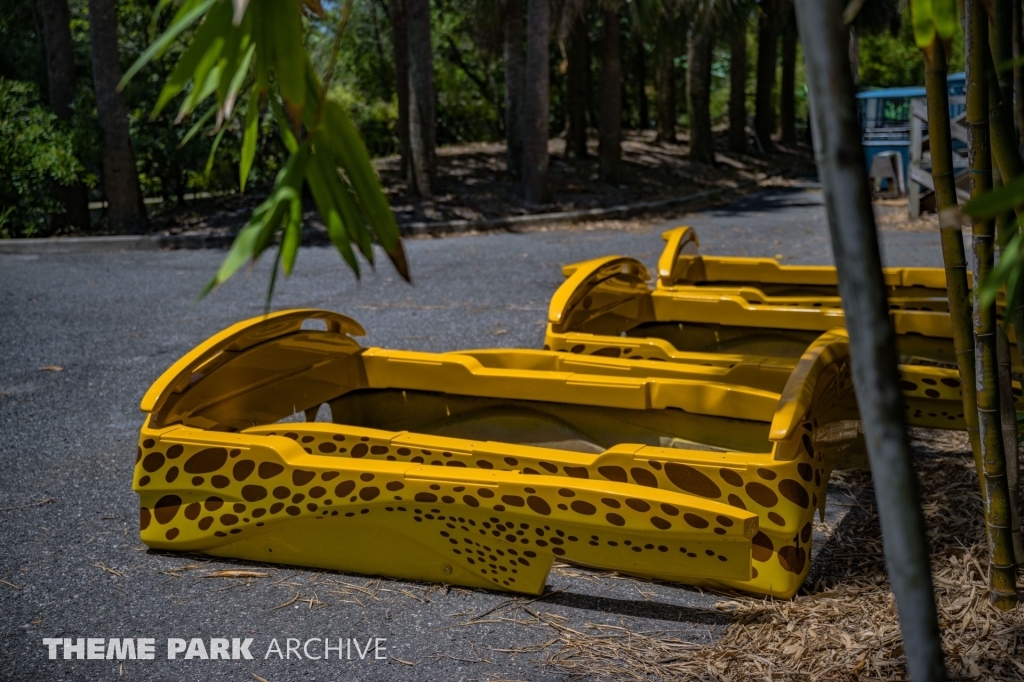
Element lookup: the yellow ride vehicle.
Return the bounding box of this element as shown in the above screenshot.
[136,309,964,599]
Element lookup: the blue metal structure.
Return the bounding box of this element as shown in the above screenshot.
[856,72,965,178]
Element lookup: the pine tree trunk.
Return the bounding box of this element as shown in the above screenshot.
[599,6,622,182]
[521,0,549,203]
[389,0,412,178]
[728,24,747,153]
[793,2,949,678]
[687,27,714,164]
[634,31,648,130]
[88,0,146,233]
[406,0,435,198]
[564,10,588,159]
[754,0,779,153]
[40,0,90,231]
[655,24,676,144]
[965,0,1018,610]
[780,6,797,145]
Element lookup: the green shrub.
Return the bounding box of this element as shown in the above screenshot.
[0,79,86,238]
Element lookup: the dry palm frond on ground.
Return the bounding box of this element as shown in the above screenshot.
[517,429,1024,680]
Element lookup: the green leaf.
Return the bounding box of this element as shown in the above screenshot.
[265,0,306,110]
[239,88,259,191]
[910,0,936,49]
[932,0,958,40]
[311,130,368,261]
[179,102,216,147]
[121,0,218,90]
[964,174,1024,219]
[204,123,228,179]
[280,193,303,275]
[306,159,359,276]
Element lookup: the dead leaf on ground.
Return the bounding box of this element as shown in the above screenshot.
[205,570,271,579]
[38,366,63,372]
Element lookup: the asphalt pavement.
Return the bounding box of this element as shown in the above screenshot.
[0,184,948,681]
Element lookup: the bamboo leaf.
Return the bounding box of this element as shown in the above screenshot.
[306,160,360,276]
[932,0,958,40]
[204,123,228,179]
[311,131,371,261]
[121,0,218,90]
[964,174,1024,219]
[179,103,216,147]
[910,0,936,48]
[280,192,303,275]
[266,0,306,111]
[240,89,259,191]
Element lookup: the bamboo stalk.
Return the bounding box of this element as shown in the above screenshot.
[996,323,1024,561]
[793,2,947,679]
[924,39,983,470]
[966,0,1019,609]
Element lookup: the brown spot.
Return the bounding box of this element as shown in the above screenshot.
[292,494,304,504]
[166,528,179,540]
[143,439,155,448]
[683,513,709,529]
[527,496,551,515]
[322,471,340,481]
[360,487,380,501]
[272,486,290,499]
[211,475,230,489]
[716,515,733,527]
[286,506,300,516]
[650,516,672,530]
[184,502,201,520]
[502,495,525,507]
[797,463,813,482]
[139,508,151,530]
[757,468,777,481]
[258,462,284,479]
[415,492,438,503]
[190,476,204,486]
[728,494,746,509]
[165,467,179,483]
[476,460,494,469]
[360,473,375,482]
[309,486,326,499]
[479,489,495,498]
[801,521,812,543]
[601,498,621,508]
[232,460,255,481]
[570,500,596,515]
[537,461,558,473]
[570,344,585,353]
[557,488,575,497]
[660,503,679,517]
[592,347,621,357]
[779,479,810,509]
[204,497,223,511]
[318,442,337,454]
[220,514,238,526]
[142,452,165,473]
[334,481,356,497]
[464,495,480,507]
[292,470,316,486]
[630,468,658,488]
[625,498,650,512]
[154,495,182,525]
[242,485,268,502]
[136,447,142,464]
[252,508,266,518]
[351,443,369,458]
[268,503,283,514]
[666,463,722,498]
[198,516,213,531]
[745,482,778,507]
[767,512,786,526]
[139,476,151,486]
[801,433,814,457]
[752,532,774,562]
[184,447,228,474]
[386,481,404,491]
[606,513,625,526]
[778,545,807,574]
[233,503,246,513]
[598,465,628,482]
[564,466,589,479]
[719,468,743,487]
[166,444,184,459]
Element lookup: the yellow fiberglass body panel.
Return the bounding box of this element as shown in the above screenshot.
[547,254,1021,371]
[137,309,873,599]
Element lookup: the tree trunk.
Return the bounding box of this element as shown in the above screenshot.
[728,23,747,153]
[505,0,527,176]
[564,9,588,159]
[780,6,797,145]
[754,0,779,153]
[389,0,412,178]
[406,0,435,198]
[849,26,859,85]
[521,0,549,203]
[599,6,622,183]
[655,24,676,144]
[1013,0,1024,149]
[40,0,90,231]
[687,27,714,164]
[88,0,146,233]
[965,0,1019,610]
[793,1,949,679]
[634,31,648,129]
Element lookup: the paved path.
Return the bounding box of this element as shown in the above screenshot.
[0,185,942,681]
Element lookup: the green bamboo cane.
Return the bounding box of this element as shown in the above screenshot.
[966,0,1019,609]
[924,39,983,472]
